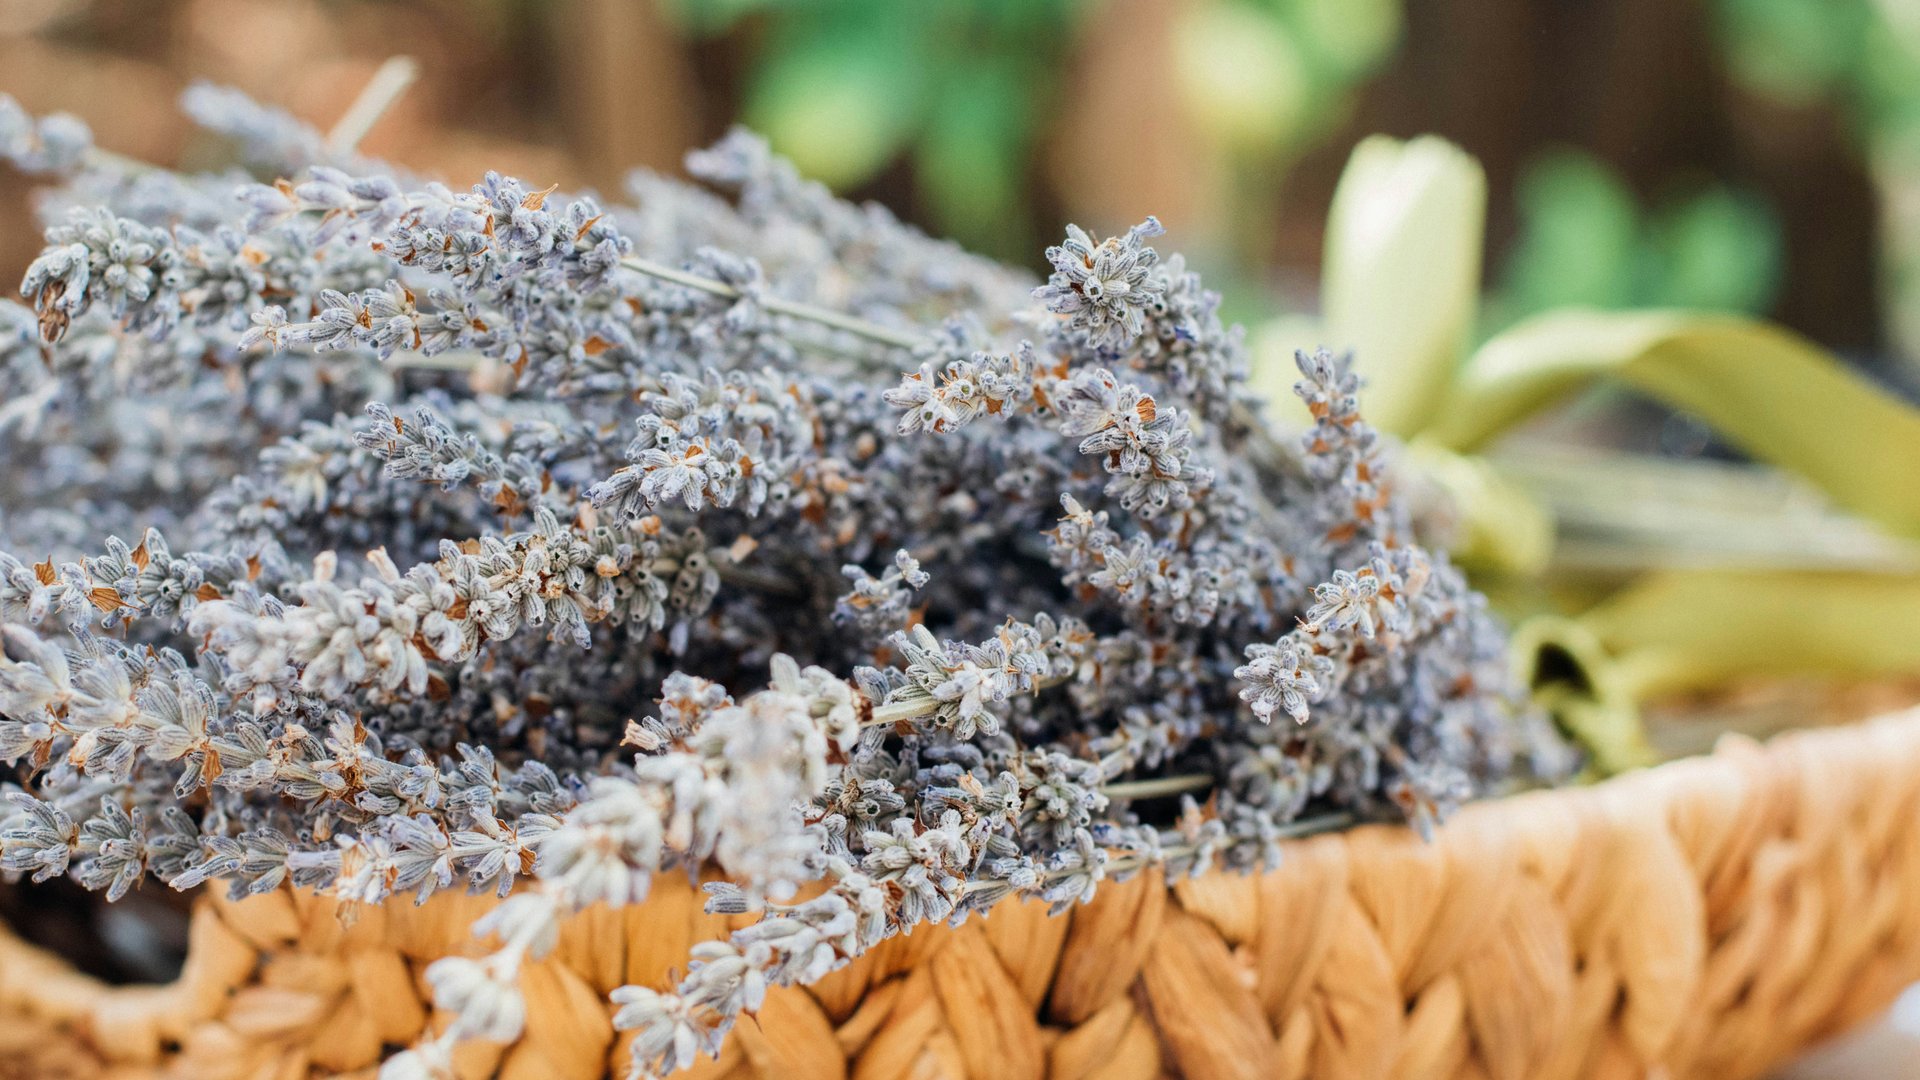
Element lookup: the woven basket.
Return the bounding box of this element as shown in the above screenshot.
[3,708,1919,1080]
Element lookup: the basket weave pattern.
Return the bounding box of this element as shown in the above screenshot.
[3,709,1919,1080]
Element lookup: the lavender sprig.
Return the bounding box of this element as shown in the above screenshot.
[0,86,1576,1080]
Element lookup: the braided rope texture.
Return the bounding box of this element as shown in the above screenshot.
[3,708,1920,1080]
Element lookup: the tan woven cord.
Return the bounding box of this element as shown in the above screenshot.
[5,707,1920,1080]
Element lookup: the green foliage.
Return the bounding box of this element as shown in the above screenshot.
[1490,150,1783,332]
[669,0,1080,258]
[1712,0,1920,159]
[1429,308,1920,764]
[1707,0,1920,373]
[1861,18,1920,152]
[1264,133,1920,769]
[1285,0,1402,82]
[668,0,1408,262]
[741,5,931,190]
[1647,186,1782,313]
[913,55,1033,246]
[1173,3,1312,159]
[1715,0,1874,105]
[1173,0,1404,165]
[1497,153,1640,315]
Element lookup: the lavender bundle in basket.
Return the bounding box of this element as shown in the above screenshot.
[0,87,1573,1076]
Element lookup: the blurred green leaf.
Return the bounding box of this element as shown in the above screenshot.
[915,62,1030,255]
[1860,17,1920,152]
[1495,151,1639,320]
[743,7,929,190]
[1646,187,1782,314]
[1284,0,1403,81]
[1715,0,1872,105]
[1322,134,1487,436]
[1490,150,1783,331]
[1430,311,1920,537]
[1172,3,1311,159]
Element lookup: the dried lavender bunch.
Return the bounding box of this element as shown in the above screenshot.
[0,87,1575,1079]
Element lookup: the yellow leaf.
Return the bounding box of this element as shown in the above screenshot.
[1322,135,1486,436]
[1245,313,1323,430]
[1430,310,1920,538]
[1510,615,1656,775]
[1403,440,1556,577]
[1580,568,1920,700]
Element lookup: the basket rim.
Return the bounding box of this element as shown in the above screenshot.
[7,704,1919,996]
[3,703,1919,1079]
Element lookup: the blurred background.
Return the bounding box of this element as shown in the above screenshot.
[4,0,1920,393]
